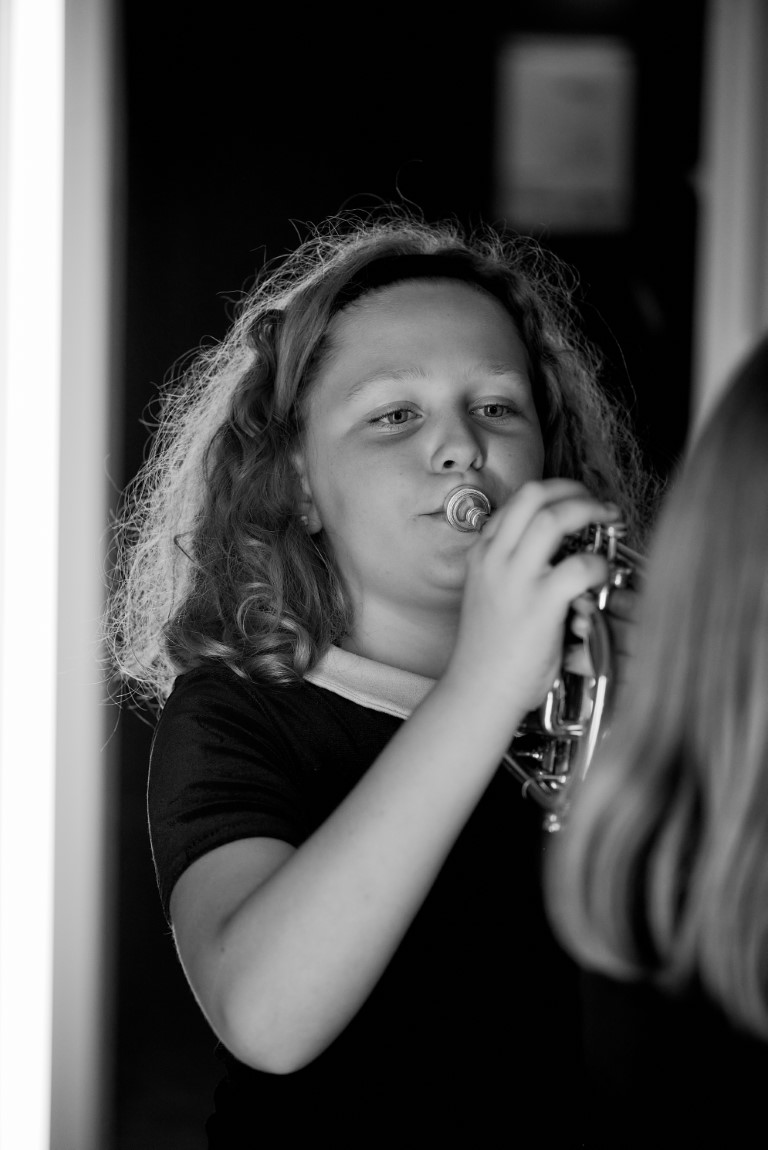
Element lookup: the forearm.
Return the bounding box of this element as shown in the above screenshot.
[205,675,524,1072]
[181,482,618,1072]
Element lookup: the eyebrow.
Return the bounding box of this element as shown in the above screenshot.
[482,361,531,381]
[342,361,530,403]
[342,366,430,403]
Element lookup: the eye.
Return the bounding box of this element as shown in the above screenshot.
[368,407,418,427]
[472,401,519,420]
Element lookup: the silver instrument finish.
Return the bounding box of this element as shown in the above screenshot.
[442,483,643,832]
[443,486,491,532]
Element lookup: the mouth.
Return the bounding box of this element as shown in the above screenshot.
[426,493,495,518]
[440,486,494,532]
[423,510,484,540]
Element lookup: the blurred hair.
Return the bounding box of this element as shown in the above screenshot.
[104,204,656,712]
[545,332,768,1039]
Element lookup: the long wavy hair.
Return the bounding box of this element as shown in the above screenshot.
[104,205,656,712]
[544,332,768,1039]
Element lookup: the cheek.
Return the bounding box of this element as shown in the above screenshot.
[528,417,546,474]
[498,432,545,482]
[310,448,367,524]
[530,436,546,478]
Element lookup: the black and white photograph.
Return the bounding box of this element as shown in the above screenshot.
[2,2,767,1146]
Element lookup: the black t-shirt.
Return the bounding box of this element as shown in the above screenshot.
[148,662,589,1146]
[579,969,768,1146]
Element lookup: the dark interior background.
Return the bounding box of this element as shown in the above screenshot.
[111,2,705,1145]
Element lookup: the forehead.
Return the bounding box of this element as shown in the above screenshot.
[325,277,529,369]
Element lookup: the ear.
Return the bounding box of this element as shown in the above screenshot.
[290,447,323,535]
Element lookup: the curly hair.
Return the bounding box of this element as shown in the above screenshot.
[104,205,657,712]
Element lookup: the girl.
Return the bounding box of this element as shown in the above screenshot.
[106,207,653,1145]
[545,332,768,1144]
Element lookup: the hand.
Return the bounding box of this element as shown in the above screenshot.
[562,581,639,707]
[442,479,622,719]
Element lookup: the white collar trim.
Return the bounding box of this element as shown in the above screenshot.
[304,645,435,719]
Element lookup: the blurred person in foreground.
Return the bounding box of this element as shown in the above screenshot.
[545,332,768,1145]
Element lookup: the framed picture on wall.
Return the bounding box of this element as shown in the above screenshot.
[494,35,635,234]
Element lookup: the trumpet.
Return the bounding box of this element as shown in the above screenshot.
[443,484,643,832]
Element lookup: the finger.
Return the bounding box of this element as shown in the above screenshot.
[572,591,635,663]
[571,591,601,618]
[568,600,595,639]
[480,478,597,544]
[543,552,611,614]
[491,496,620,582]
[563,636,595,677]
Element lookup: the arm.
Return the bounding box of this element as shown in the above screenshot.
[170,480,618,1073]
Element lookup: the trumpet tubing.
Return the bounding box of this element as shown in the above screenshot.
[442,484,643,831]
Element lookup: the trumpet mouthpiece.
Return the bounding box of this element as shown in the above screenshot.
[443,486,492,532]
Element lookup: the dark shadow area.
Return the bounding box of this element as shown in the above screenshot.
[111,2,704,1145]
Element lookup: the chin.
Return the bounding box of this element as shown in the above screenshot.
[427,557,469,597]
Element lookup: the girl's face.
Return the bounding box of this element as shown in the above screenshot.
[294,278,545,630]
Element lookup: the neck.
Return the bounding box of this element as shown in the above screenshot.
[341,599,460,679]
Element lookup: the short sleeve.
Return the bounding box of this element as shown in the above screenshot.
[147,665,310,921]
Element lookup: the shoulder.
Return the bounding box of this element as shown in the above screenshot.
[152,662,318,751]
[158,661,289,717]
[146,660,402,921]
[147,664,313,819]
[147,664,318,920]
[153,661,398,751]
[149,660,402,804]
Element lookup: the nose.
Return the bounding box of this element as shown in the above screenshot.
[429,411,485,473]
